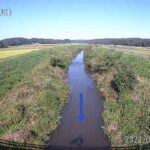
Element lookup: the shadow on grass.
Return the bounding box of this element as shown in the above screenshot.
[0,139,149,150]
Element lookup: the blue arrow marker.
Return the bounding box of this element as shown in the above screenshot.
[78,93,84,123]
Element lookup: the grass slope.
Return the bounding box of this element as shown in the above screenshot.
[84,46,150,146]
[0,45,82,145]
[0,49,51,99]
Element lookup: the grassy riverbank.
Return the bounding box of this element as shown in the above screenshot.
[0,45,83,145]
[84,46,150,146]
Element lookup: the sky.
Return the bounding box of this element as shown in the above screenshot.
[0,0,150,40]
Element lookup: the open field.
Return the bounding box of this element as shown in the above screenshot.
[0,43,83,51]
[97,44,150,58]
[84,46,150,146]
[94,44,150,58]
[0,43,85,60]
[0,44,87,145]
[0,49,39,59]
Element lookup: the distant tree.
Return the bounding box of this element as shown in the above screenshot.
[0,41,7,48]
[88,38,150,47]
[64,39,71,43]
[1,38,150,48]
[0,38,72,47]
[0,41,4,48]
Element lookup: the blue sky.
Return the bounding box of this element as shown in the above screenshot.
[0,0,150,39]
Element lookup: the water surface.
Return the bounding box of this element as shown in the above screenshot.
[49,51,110,148]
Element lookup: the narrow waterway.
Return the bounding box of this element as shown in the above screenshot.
[49,51,110,148]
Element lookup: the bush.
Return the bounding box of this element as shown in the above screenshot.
[50,56,66,68]
[93,60,112,73]
[86,51,122,74]
[111,64,136,93]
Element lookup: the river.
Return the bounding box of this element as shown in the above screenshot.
[48,51,110,148]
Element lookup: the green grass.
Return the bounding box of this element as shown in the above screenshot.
[0,49,52,99]
[0,45,83,145]
[84,46,150,146]
[120,54,150,79]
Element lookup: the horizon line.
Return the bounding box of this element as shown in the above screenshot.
[1,37,150,41]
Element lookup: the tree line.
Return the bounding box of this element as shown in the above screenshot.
[88,38,150,47]
[0,38,71,48]
[72,38,150,47]
[1,37,150,48]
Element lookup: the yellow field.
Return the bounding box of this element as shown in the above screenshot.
[0,43,83,60]
[0,49,39,59]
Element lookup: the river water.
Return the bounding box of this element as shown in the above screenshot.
[49,51,110,148]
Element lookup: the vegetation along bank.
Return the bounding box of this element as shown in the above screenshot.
[0,45,86,145]
[84,46,150,146]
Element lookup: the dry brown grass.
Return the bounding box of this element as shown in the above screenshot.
[92,71,118,99]
[0,63,67,143]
